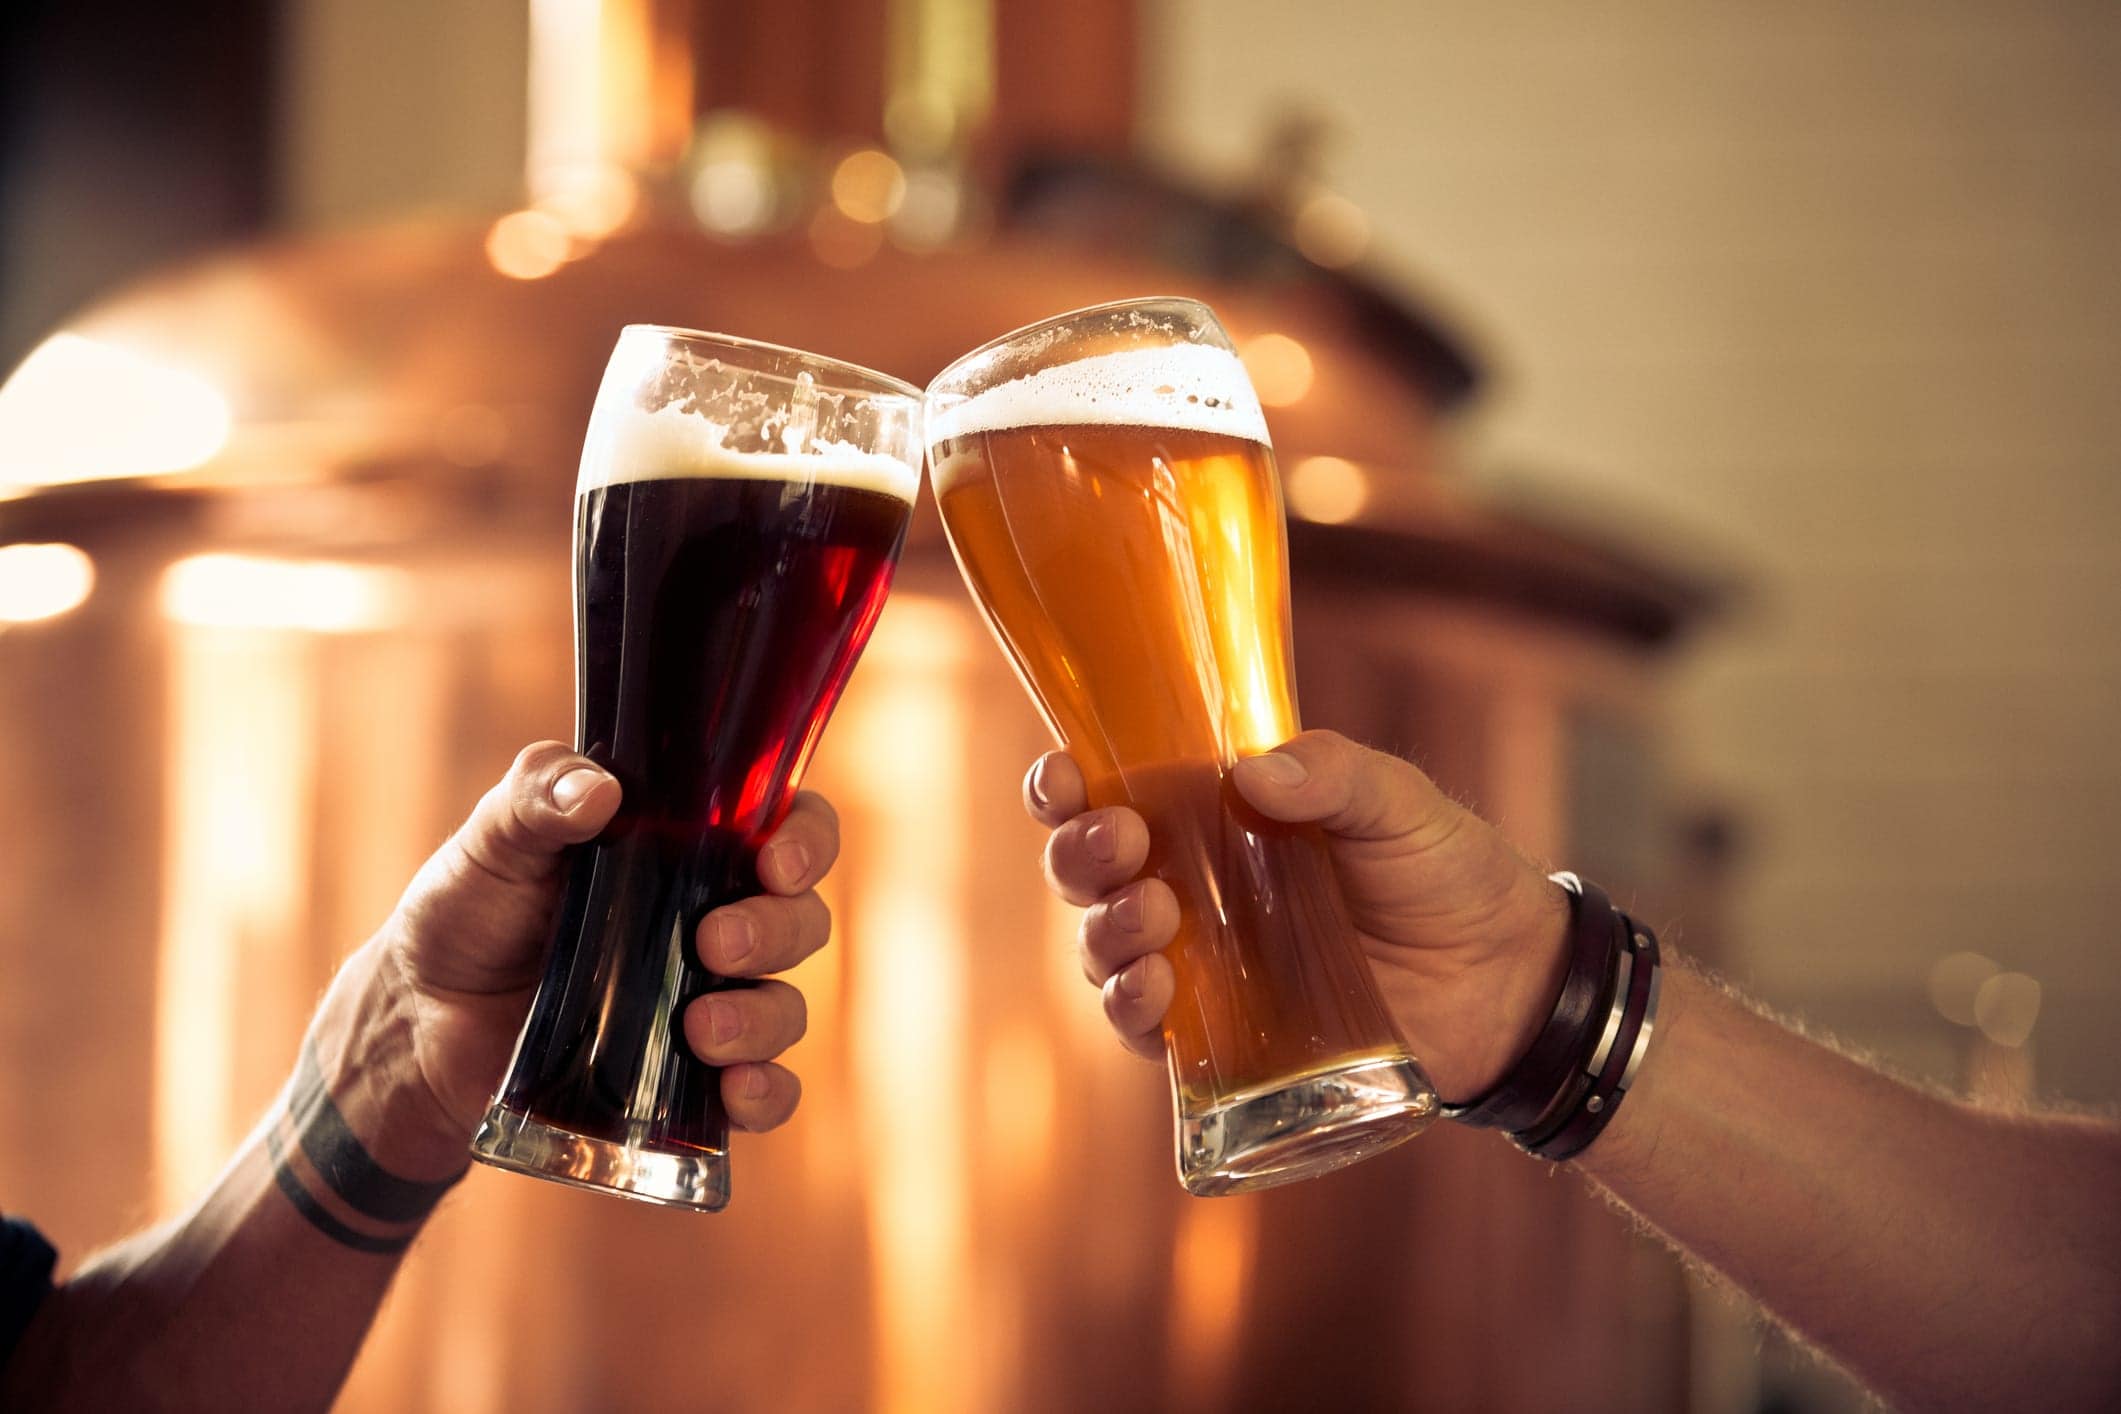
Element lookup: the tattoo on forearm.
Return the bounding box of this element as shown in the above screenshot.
[268,1042,468,1254]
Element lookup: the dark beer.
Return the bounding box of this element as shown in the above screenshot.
[471,327,919,1210]
[495,468,905,1156]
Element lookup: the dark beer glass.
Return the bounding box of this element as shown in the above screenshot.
[926,299,1437,1195]
[472,327,919,1210]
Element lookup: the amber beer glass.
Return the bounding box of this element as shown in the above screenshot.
[472,327,920,1210]
[926,299,1437,1193]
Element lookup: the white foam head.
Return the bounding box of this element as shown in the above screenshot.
[581,403,920,503]
[925,343,1271,448]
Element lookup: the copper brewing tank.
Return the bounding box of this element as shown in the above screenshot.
[0,15,1717,1414]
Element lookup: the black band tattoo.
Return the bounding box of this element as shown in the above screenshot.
[269,1041,469,1253]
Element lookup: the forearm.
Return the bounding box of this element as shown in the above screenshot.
[1577,961,2121,1411]
[1,941,467,1411]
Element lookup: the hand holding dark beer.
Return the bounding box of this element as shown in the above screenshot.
[381,742,834,1160]
[1029,729,1572,1103]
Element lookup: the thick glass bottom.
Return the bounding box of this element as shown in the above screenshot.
[1176,1054,1438,1196]
[469,1105,730,1212]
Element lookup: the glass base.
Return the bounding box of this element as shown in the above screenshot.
[1176,1054,1438,1196]
[469,1105,730,1212]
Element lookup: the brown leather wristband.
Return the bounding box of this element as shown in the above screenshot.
[1442,873,1625,1132]
[1519,912,1662,1161]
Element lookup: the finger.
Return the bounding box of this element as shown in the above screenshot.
[1079,878,1180,985]
[1101,954,1175,1061]
[455,742,620,885]
[698,891,831,977]
[1023,752,1089,829]
[682,980,808,1065]
[1042,806,1151,906]
[757,792,839,895]
[722,1062,803,1132]
[1229,729,1455,845]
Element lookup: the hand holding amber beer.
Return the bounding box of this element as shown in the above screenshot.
[1027,732,1573,1105]
[927,298,1441,1192]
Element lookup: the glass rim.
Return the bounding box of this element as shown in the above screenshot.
[620,323,922,403]
[927,295,1218,397]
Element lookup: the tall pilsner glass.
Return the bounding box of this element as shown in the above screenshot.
[472,326,919,1210]
[926,298,1437,1194]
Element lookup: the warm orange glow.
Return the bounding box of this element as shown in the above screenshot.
[983,1023,1057,1195]
[537,163,639,239]
[841,597,976,1414]
[485,210,573,280]
[0,542,94,623]
[1292,191,1371,268]
[1286,455,1371,524]
[525,0,685,205]
[1239,332,1314,407]
[161,555,411,633]
[156,627,317,1213]
[435,405,509,468]
[0,334,231,489]
[831,148,909,224]
[1168,1195,1255,1403]
[809,206,887,270]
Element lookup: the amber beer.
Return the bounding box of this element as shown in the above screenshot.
[927,299,1438,1194]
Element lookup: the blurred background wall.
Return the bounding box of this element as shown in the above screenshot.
[2,3,2117,1412]
[1144,0,2121,1103]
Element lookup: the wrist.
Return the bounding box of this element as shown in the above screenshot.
[306,940,477,1180]
[1441,872,1573,1104]
[1445,875,1664,1161]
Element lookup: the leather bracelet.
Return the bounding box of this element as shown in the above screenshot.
[1443,873,1624,1132]
[1519,911,1663,1162]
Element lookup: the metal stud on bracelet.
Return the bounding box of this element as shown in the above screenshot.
[1518,913,1663,1162]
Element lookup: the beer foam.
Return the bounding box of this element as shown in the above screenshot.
[581,403,919,503]
[925,343,1271,447]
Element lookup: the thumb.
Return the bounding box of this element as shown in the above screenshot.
[1230,730,1459,847]
[388,742,621,997]
[452,741,620,885]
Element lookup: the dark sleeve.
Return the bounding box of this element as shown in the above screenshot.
[0,1215,56,1373]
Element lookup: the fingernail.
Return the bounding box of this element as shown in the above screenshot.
[706,997,741,1045]
[1086,816,1118,862]
[1027,759,1052,810]
[552,766,607,813]
[743,1067,768,1101]
[717,915,757,968]
[767,840,812,886]
[1119,961,1147,999]
[1244,752,1308,788]
[1111,890,1144,932]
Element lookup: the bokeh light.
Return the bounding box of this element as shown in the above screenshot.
[830,148,908,225]
[1240,332,1314,407]
[0,543,95,623]
[484,209,572,280]
[1286,456,1371,524]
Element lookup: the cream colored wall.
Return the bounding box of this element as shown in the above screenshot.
[278,0,528,228]
[1144,2,2121,1098]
